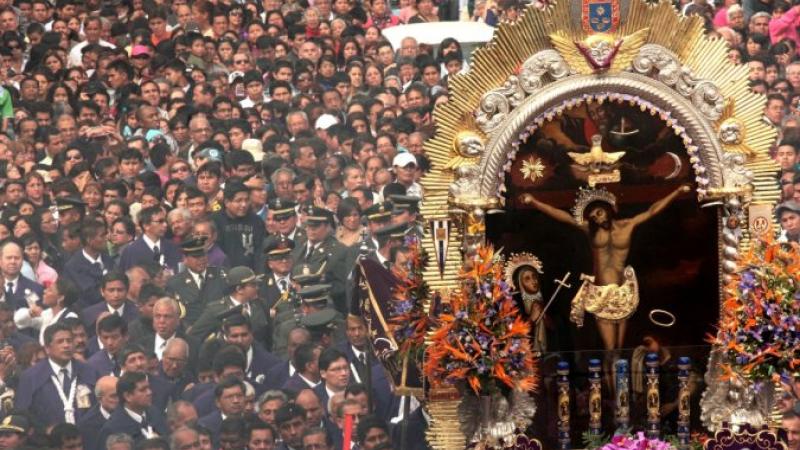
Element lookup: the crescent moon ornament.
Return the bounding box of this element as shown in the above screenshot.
[664,152,682,180]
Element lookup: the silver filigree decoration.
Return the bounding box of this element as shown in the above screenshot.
[457,132,485,158]
[449,165,484,204]
[457,391,537,447]
[720,197,743,284]
[721,152,753,189]
[631,44,724,121]
[476,50,571,133]
[719,120,743,145]
[700,350,772,431]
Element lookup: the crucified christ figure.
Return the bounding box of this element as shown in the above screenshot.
[520,184,690,350]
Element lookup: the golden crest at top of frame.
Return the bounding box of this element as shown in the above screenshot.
[421,0,777,214]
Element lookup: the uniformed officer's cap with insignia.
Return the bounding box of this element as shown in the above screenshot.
[269,198,297,220]
[364,202,394,222]
[56,195,87,212]
[374,222,407,240]
[293,263,324,286]
[298,284,331,307]
[264,235,294,259]
[0,415,30,434]
[181,236,208,257]
[389,195,420,214]
[218,306,252,329]
[227,266,263,287]
[304,206,334,226]
[301,308,337,333]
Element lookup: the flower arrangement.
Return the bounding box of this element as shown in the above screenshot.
[710,239,800,382]
[388,234,431,359]
[425,244,537,394]
[600,433,676,450]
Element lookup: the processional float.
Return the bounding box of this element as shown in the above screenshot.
[353,0,797,448]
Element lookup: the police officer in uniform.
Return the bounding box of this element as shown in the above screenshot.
[166,236,228,326]
[361,202,394,251]
[292,206,354,313]
[272,262,323,336]
[269,198,306,246]
[273,284,345,357]
[262,235,296,317]
[389,195,424,239]
[188,266,270,347]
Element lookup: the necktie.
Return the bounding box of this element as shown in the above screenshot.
[112,356,120,375]
[278,279,287,293]
[93,261,103,273]
[305,244,315,261]
[153,244,161,262]
[196,273,204,290]
[358,353,367,367]
[384,261,392,270]
[243,303,251,317]
[140,414,150,430]
[4,282,12,300]
[60,368,71,396]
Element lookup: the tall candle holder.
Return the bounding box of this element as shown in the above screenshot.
[588,359,602,437]
[645,353,661,439]
[677,356,691,449]
[615,359,630,431]
[557,361,570,449]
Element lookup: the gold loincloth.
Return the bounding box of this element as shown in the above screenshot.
[570,266,639,326]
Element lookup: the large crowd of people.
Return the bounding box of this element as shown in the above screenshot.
[0,0,794,449]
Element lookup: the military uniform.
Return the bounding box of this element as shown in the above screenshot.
[166,236,228,326]
[272,284,346,358]
[188,266,270,347]
[389,195,425,240]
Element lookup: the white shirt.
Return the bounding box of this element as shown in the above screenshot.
[142,234,162,254]
[83,250,106,273]
[107,303,126,316]
[298,373,319,388]
[274,275,290,293]
[124,407,155,438]
[14,307,77,345]
[48,359,73,381]
[230,297,251,316]
[100,406,111,420]
[189,269,206,289]
[154,334,174,360]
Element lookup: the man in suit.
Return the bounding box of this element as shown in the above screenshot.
[82,272,140,333]
[189,266,270,345]
[96,371,169,448]
[119,206,182,273]
[264,327,310,390]
[313,347,350,416]
[221,312,282,393]
[116,344,175,413]
[282,342,321,394]
[15,322,99,428]
[166,236,227,327]
[0,240,43,310]
[292,206,354,313]
[155,337,195,397]
[136,297,199,370]
[275,403,308,450]
[63,219,114,309]
[197,377,248,445]
[86,314,128,376]
[77,375,118,450]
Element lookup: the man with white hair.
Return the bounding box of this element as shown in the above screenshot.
[155,338,194,395]
[77,375,118,450]
[135,297,199,370]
